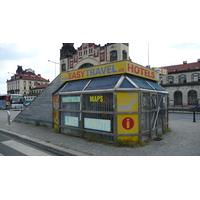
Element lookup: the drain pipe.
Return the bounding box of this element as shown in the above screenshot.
[4,110,11,125]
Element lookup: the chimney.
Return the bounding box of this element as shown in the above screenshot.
[183,61,187,64]
[38,74,41,76]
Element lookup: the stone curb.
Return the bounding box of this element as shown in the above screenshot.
[0,128,89,156]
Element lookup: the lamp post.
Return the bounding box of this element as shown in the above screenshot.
[48,60,59,78]
[8,72,16,94]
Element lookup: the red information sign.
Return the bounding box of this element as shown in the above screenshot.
[122,117,134,130]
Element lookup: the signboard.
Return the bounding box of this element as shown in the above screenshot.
[53,110,59,124]
[122,117,134,130]
[117,114,138,134]
[61,61,159,82]
[65,116,79,127]
[117,114,139,143]
[84,118,111,132]
[117,92,138,112]
[152,67,168,75]
[62,96,80,103]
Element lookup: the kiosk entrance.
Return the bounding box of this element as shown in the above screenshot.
[53,60,168,144]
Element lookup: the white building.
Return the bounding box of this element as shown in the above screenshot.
[161,60,200,107]
[7,66,50,96]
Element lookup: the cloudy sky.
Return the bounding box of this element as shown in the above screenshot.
[1,42,200,94]
[1,0,200,94]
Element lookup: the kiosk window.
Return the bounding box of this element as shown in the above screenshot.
[120,78,135,88]
[128,76,154,90]
[147,81,165,91]
[61,79,89,92]
[85,75,121,90]
[83,93,113,111]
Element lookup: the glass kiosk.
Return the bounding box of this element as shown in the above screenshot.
[53,60,168,144]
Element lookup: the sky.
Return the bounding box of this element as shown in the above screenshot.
[0,0,200,95]
[1,42,200,94]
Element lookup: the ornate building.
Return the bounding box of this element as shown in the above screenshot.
[60,43,129,72]
[160,59,200,107]
[7,65,50,96]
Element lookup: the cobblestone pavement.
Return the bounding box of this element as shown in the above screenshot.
[0,110,200,156]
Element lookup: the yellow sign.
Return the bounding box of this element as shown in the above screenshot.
[117,114,139,134]
[117,92,138,112]
[117,114,139,143]
[61,61,159,82]
[152,67,168,75]
[90,96,104,102]
[53,109,59,124]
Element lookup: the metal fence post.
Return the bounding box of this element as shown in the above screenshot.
[193,110,196,122]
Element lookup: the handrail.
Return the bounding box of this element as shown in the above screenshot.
[1,110,11,125]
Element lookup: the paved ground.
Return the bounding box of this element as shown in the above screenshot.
[0,110,200,156]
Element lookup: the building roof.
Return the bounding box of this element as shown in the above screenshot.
[32,83,49,89]
[162,61,200,73]
[16,72,49,81]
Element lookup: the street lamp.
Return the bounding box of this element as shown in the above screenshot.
[8,72,16,94]
[48,60,59,78]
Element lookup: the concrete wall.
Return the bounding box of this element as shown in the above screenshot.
[14,74,63,127]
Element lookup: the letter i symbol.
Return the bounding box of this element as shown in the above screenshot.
[126,118,130,129]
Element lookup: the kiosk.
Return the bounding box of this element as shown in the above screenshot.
[53,60,168,144]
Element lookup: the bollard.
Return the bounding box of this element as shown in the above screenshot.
[4,110,11,125]
[193,110,196,122]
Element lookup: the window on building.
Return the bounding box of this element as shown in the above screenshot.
[110,50,117,61]
[188,90,197,105]
[62,64,66,72]
[122,50,127,60]
[179,74,187,83]
[191,73,200,82]
[167,76,174,84]
[174,91,182,105]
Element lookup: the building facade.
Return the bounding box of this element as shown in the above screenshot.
[161,60,200,107]
[7,66,50,96]
[60,43,130,72]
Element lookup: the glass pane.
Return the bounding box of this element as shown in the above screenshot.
[83,93,113,111]
[85,75,121,90]
[127,76,154,90]
[61,79,89,92]
[120,78,135,88]
[147,81,165,91]
[142,93,150,110]
[61,95,81,110]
